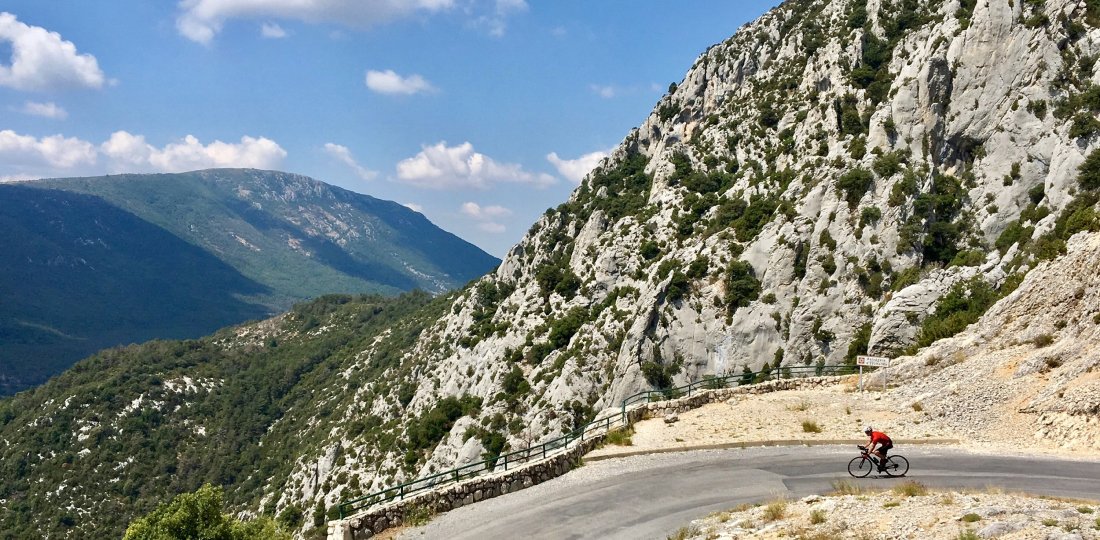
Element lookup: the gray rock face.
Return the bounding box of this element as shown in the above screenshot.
[277,0,1100,532]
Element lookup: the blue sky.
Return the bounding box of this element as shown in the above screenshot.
[1,1,780,257]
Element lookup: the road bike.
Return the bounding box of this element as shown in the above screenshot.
[848,445,909,477]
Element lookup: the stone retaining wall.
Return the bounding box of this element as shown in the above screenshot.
[327,437,603,539]
[327,374,846,539]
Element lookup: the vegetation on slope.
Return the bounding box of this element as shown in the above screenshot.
[123,484,291,540]
[0,291,450,539]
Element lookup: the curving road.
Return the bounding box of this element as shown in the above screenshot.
[395,446,1100,540]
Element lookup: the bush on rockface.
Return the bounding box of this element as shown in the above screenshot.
[908,277,998,352]
[724,260,762,315]
[1079,148,1100,191]
[836,168,874,208]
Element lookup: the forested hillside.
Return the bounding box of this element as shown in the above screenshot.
[0,292,449,538]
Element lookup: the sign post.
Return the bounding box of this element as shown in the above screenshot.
[855,355,891,392]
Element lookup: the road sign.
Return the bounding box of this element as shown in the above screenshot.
[856,355,890,367]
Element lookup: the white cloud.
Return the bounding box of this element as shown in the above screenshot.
[19,101,67,119]
[460,201,511,233]
[101,131,287,172]
[260,22,287,38]
[0,12,107,91]
[590,84,616,99]
[323,142,377,180]
[460,202,511,219]
[176,0,456,45]
[0,129,287,179]
[365,69,435,95]
[0,129,97,169]
[403,202,423,213]
[396,141,555,190]
[473,0,527,37]
[547,149,609,184]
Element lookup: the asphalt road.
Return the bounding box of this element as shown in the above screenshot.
[395,446,1100,540]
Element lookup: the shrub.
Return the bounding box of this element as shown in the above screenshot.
[641,353,681,389]
[1070,113,1100,139]
[548,307,588,349]
[763,499,788,522]
[501,365,530,397]
[1080,148,1100,191]
[1033,334,1055,347]
[724,260,762,314]
[995,221,1033,253]
[860,206,883,227]
[960,513,981,523]
[872,152,903,178]
[831,480,863,495]
[802,420,822,433]
[889,171,919,206]
[123,484,291,540]
[686,257,709,278]
[911,402,924,412]
[534,257,581,299]
[911,278,998,350]
[893,481,929,497]
[809,509,827,525]
[1029,183,1047,204]
[836,168,875,208]
[407,395,482,450]
[665,271,691,303]
[666,526,699,540]
[605,427,634,446]
[948,249,985,267]
[845,323,872,364]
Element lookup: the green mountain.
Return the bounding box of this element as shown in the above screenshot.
[0,170,497,395]
[35,169,497,301]
[0,184,271,396]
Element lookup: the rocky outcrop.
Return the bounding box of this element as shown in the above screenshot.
[883,231,1100,451]
[277,1,1100,535]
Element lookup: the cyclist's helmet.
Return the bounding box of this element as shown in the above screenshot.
[863,425,873,434]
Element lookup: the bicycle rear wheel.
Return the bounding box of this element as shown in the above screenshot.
[848,456,872,477]
[885,455,909,477]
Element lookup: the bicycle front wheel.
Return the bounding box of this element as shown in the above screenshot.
[848,456,872,478]
[885,455,909,477]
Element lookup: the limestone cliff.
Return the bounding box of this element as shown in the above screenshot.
[273,1,1100,531]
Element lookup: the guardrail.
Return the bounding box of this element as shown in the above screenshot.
[337,362,862,518]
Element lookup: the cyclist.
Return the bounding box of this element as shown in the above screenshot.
[864,426,893,472]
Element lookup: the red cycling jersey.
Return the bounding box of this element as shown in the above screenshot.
[869,431,892,446]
